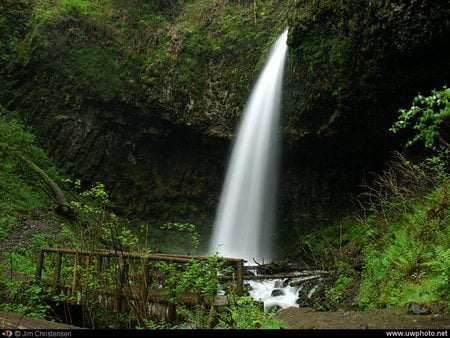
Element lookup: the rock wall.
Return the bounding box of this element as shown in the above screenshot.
[1,0,450,252]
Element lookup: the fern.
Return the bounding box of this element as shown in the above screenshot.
[422,246,450,274]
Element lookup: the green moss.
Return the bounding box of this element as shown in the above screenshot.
[285,0,450,137]
[0,105,62,215]
[1,0,287,136]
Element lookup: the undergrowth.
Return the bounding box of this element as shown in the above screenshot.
[294,86,450,313]
[358,161,450,310]
[295,153,450,313]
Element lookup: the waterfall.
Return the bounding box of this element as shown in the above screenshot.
[209,29,288,263]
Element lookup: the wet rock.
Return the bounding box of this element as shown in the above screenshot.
[274,280,283,289]
[244,283,253,292]
[271,289,285,297]
[407,303,431,315]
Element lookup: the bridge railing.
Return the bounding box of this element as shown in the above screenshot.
[35,247,245,323]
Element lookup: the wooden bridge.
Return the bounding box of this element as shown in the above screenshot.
[35,247,245,326]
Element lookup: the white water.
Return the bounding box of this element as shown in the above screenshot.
[209,29,288,263]
[247,279,300,310]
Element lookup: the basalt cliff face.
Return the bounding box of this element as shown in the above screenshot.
[1,0,449,251]
[279,0,450,239]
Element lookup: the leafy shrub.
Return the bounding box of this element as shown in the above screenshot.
[0,281,51,319]
[390,86,450,152]
[217,295,289,329]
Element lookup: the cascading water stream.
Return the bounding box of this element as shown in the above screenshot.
[209,29,288,263]
[207,29,327,311]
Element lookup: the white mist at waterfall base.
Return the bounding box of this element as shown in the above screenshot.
[209,29,288,264]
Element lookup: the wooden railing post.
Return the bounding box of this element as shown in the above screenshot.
[96,254,102,277]
[52,251,62,295]
[35,249,44,283]
[167,264,176,324]
[141,258,149,303]
[37,248,250,323]
[71,253,82,297]
[236,259,244,296]
[85,254,91,269]
[167,303,176,324]
[115,255,128,313]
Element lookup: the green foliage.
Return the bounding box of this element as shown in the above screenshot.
[390,86,450,153]
[0,104,65,237]
[143,253,290,329]
[353,88,448,310]
[313,275,354,311]
[0,215,20,243]
[1,0,286,138]
[217,295,289,329]
[173,304,215,329]
[0,281,51,319]
[156,254,231,305]
[65,179,139,250]
[357,165,450,310]
[0,106,80,319]
[294,150,450,312]
[160,222,200,252]
[146,293,289,329]
[141,317,170,330]
[293,216,370,271]
[75,263,121,328]
[327,275,353,306]
[34,0,99,19]
[284,0,450,138]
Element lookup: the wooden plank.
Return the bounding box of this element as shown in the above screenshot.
[39,247,244,263]
[0,311,80,329]
[85,254,91,268]
[222,271,330,281]
[167,303,176,324]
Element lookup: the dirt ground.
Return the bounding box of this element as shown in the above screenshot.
[2,307,449,330]
[274,307,450,329]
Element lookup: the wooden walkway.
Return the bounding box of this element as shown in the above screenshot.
[0,311,80,329]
